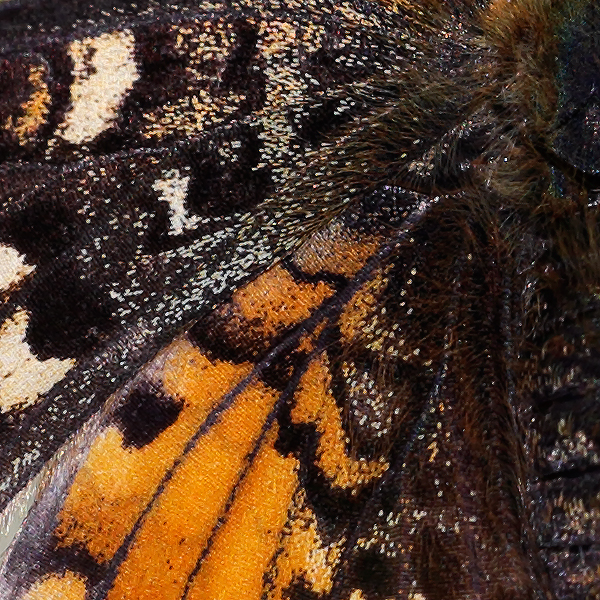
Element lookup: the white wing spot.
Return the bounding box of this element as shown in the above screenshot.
[0,245,35,292]
[0,310,75,412]
[58,30,139,145]
[152,169,198,235]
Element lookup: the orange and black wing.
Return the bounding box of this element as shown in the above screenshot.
[2,1,600,599]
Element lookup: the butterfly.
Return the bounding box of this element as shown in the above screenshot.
[0,0,599,598]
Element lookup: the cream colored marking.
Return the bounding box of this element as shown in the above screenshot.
[348,590,366,600]
[260,20,297,57]
[0,246,34,292]
[143,88,243,138]
[152,169,197,235]
[337,4,383,30]
[0,310,75,412]
[58,30,138,145]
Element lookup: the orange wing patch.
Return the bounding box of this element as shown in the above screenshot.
[54,340,254,564]
[291,354,388,490]
[107,361,280,600]
[21,571,87,600]
[187,426,298,600]
[2,57,52,147]
[292,220,381,278]
[232,263,335,336]
[205,261,335,352]
[16,228,387,600]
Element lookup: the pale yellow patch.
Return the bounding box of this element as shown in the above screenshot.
[58,30,138,145]
[0,310,75,412]
[0,245,34,292]
[337,3,384,29]
[21,571,86,600]
[143,88,243,138]
[254,22,321,178]
[142,20,242,138]
[259,20,297,57]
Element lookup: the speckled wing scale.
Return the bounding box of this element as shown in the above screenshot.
[1,0,600,599]
[0,0,403,505]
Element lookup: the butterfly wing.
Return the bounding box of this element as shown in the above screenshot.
[2,0,600,599]
[0,0,403,514]
[1,186,546,600]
